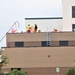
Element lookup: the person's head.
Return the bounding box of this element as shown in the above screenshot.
[34,24,37,26]
[28,24,30,26]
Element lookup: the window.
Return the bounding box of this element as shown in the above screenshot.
[59,41,68,46]
[15,42,24,47]
[11,68,21,71]
[41,41,50,46]
[72,6,75,18]
[72,24,75,32]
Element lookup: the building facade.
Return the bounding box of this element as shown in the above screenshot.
[1,32,75,75]
[1,0,75,75]
[63,0,75,31]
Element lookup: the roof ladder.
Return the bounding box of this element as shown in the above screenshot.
[46,26,51,46]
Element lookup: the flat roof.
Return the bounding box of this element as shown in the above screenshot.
[25,17,63,20]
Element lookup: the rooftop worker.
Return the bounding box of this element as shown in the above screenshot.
[52,28,57,32]
[34,24,38,32]
[26,24,31,33]
[30,25,34,33]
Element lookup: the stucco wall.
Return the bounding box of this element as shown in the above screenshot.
[62,0,75,31]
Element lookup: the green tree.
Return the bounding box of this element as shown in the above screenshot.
[65,67,75,75]
[0,49,8,75]
[0,55,8,67]
[0,70,4,75]
[8,69,29,75]
[0,48,8,68]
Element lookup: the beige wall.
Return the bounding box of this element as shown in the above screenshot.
[6,32,75,47]
[2,67,70,75]
[2,32,75,75]
[2,47,75,68]
[2,47,75,75]
[21,67,70,75]
[62,0,75,31]
[6,32,75,42]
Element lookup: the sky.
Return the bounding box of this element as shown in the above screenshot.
[0,0,62,48]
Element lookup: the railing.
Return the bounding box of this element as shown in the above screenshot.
[0,21,20,42]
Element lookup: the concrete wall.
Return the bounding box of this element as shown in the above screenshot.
[62,0,75,31]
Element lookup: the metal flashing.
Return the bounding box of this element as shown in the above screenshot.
[25,17,63,20]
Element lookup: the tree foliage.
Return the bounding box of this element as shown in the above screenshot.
[0,70,4,75]
[8,69,29,75]
[0,55,8,67]
[0,49,8,67]
[65,67,75,75]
